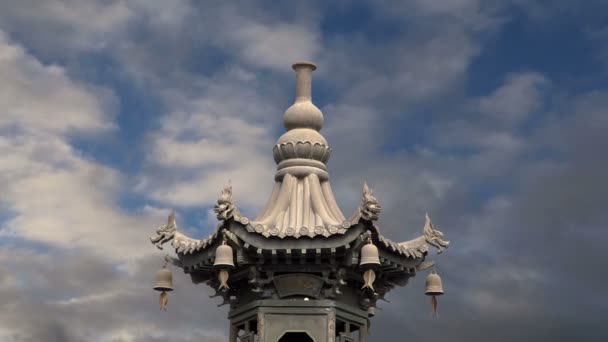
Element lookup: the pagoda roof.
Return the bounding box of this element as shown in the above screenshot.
[246,173,353,238]
[154,201,444,261]
[149,61,449,267]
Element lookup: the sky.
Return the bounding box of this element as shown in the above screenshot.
[0,0,607,341]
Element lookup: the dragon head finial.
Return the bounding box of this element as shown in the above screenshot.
[214,180,236,221]
[424,212,450,254]
[360,182,382,221]
[150,210,178,250]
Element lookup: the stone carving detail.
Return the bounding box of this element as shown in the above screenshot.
[150,210,177,250]
[321,268,347,297]
[208,284,238,307]
[214,181,240,221]
[248,266,275,295]
[273,141,332,164]
[359,182,382,221]
[423,213,450,254]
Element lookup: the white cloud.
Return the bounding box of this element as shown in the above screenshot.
[0,0,132,52]
[0,31,163,261]
[1,1,604,341]
[227,21,321,71]
[478,72,549,126]
[139,97,277,210]
[0,32,113,134]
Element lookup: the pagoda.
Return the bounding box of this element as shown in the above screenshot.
[150,62,450,342]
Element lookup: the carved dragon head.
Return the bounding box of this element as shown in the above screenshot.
[150,210,177,250]
[423,213,450,254]
[360,182,382,221]
[214,181,236,221]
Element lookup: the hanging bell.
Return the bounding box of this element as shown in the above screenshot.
[425,269,444,318]
[359,238,380,269]
[214,240,234,291]
[154,265,173,311]
[154,265,174,292]
[213,242,235,268]
[425,270,444,296]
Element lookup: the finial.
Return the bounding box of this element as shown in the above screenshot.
[283,61,324,131]
[360,182,382,221]
[214,181,236,221]
[423,213,450,254]
[292,61,317,102]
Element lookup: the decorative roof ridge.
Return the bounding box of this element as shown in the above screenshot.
[352,183,449,257]
[148,209,223,255]
[396,212,450,254]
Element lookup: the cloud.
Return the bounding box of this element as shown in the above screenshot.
[0,32,113,135]
[1,1,607,341]
[0,31,163,260]
[478,72,549,126]
[0,248,229,341]
[137,67,280,211]
[0,0,131,53]
[224,21,321,71]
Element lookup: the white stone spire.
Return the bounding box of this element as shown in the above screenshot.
[274,62,331,171]
[250,62,350,238]
[283,62,324,131]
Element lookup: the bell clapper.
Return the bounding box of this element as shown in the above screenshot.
[160,290,168,311]
[218,269,230,290]
[361,269,376,291]
[431,295,438,318]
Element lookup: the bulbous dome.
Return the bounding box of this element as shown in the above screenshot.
[283,101,324,131]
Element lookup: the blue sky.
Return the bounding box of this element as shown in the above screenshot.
[0,1,607,341]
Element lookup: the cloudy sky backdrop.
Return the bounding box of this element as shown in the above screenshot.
[0,0,607,341]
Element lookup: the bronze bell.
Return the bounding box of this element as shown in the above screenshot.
[154,265,173,292]
[359,239,380,268]
[213,242,235,268]
[425,270,444,296]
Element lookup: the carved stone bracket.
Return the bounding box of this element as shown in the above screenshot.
[208,281,239,307]
[321,268,347,297]
[248,266,275,297]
